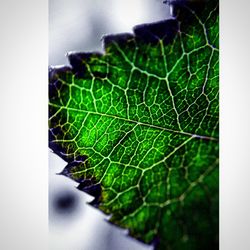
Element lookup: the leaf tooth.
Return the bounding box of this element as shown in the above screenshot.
[49,65,72,84]
[133,19,178,44]
[102,33,134,51]
[77,182,102,207]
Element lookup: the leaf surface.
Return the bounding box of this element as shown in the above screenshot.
[49,0,219,249]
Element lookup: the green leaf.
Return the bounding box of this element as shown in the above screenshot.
[49,0,219,249]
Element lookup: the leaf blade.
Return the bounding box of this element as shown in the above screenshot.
[49,1,219,249]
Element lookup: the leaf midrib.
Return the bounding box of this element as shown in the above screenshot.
[49,103,218,141]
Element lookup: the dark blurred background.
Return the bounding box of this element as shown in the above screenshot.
[49,1,170,249]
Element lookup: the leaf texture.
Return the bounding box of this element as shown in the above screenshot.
[49,0,219,249]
